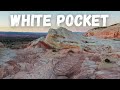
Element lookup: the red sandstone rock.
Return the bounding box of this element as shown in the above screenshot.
[38,41,53,49]
[53,53,85,78]
[27,40,53,49]
[85,23,120,39]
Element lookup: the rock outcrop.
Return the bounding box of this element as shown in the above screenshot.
[27,27,86,51]
[82,37,120,53]
[85,23,120,39]
[44,27,83,50]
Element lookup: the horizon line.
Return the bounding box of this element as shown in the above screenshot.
[0,31,86,33]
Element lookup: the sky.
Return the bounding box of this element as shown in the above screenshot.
[0,11,120,32]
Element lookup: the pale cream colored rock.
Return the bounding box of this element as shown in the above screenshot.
[44,27,83,50]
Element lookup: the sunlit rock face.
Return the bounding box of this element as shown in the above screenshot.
[85,23,120,39]
[44,27,84,50]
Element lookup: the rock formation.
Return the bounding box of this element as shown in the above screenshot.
[85,23,120,39]
[44,27,83,50]
[27,27,87,51]
[1,27,120,79]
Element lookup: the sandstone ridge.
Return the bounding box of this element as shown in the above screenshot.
[85,23,120,39]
